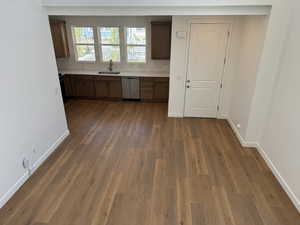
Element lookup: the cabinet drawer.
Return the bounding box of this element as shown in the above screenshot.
[154,77,169,82]
[96,76,121,81]
[67,74,95,80]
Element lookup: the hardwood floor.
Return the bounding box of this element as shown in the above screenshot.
[0,99,299,225]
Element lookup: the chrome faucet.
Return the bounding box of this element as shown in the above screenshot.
[108,59,113,72]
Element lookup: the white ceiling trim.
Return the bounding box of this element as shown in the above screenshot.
[41,0,274,7]
[45,5,271,16]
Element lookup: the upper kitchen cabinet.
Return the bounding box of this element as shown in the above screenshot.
[151,21,172,60]
[49,19,70,58]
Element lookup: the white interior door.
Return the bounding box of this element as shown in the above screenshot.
[184,23,229,118]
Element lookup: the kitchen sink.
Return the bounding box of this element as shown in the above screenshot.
[98,71,120,75]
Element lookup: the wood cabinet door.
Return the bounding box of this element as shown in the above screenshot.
[50,20,69,58]
[95,80,109,98]
[140,78,154,100]
[151,22,172,60]
[109,80,122,98]
[154,81,169,102]
[73,77,95,98]
[64,76,75,97]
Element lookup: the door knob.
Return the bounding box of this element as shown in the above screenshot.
[186,85,190,88]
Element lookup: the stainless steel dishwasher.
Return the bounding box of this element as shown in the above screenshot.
[122,77,140,100]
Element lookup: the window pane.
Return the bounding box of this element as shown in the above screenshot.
[126,28,146,45]
[100,27,120,44]
[102,45,121,62]
[73,27,94,44]
[76,45,95,61]
[127,46,146,63]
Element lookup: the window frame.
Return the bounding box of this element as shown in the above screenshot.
[98,26,122,63]
[125,27,147,64]
[71,26,97,63]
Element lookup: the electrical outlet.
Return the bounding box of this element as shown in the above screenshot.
[22,156,32,176]
[22,157,30,170]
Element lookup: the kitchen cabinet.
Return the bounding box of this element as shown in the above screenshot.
[95,76,122,99]
[140,77,154,100]
[109,80,122,98]
[63,75,75,97]
[64,75,122,100]
[141,77,169,102]
[153,78,169,101]
[49,19,70,58]
[151,21,172,60]
[73,76,95,98]
[63,74,168,102]
[94,80,109,98]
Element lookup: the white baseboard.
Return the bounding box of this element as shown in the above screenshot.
[30,130,70,173]
[226,118,300,213]
[168,112,184,118]
[217,113,228,119]
[226,118,258,148]
[0,129,70,209]
[256,144,300,213]
[0,173,29,209]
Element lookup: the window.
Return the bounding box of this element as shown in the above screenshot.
[72,27,96,61]
[126,28,146,63]
[99,27,121,62]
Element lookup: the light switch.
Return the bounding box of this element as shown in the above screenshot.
[176,31,186,39]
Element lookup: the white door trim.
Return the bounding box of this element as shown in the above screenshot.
[183,18,233,118]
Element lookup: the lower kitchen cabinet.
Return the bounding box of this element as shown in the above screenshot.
[94,80,109,98]
[63,74,169,102]
[140,77,154,100]
[109,80,122,98]
[64,75,122,100]
[153,78,169,102]
[140,77,169,102]
[95,76,122,99]
[73,76,95,98]
[64,76,75,97]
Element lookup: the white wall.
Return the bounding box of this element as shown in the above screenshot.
[168,16,189,117]
[229,16,268,138]
[245,0,291,142]
[0,0,69,208]
[259,0,300,211]
[54,16,171,73]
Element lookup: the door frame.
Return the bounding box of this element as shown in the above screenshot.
[183,17,234,118]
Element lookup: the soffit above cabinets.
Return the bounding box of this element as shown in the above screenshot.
[41,0,272,16]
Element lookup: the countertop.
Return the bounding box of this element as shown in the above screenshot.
[59,70,169,78]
